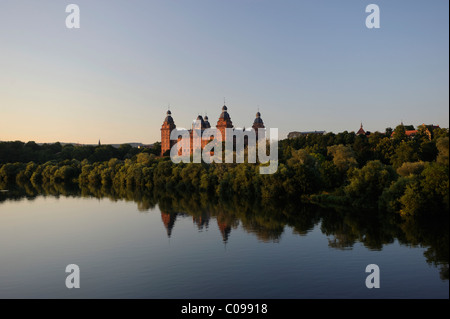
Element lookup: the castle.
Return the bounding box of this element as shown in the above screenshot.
[160,104,265,156]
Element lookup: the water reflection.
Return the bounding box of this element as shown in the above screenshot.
[0,181,448,280]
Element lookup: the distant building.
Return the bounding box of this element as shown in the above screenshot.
[356,123,365,135]
[391,125,418,138]
[391,123,439,140]
[356,123,371,136]
[287,131,325,139]
[405,130,418,138]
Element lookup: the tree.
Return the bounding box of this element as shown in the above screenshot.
[0,163,25,183]
[379,176,414,212]
[373,137,396,164]
[150,142,162,156]
[436,137,449,166]
[399,163,449,216]
[391,141,419,168]
[396,161,427,177]
[344,160,397,208]
[431,127,449,142]
[392,124,407,141]
[284,150,322,195]
[353,135,373,166]
[385,127,393,137]
[25,141,40,152]
[136,153,152,165]
[418,141,438,162]
[327,145,357,173]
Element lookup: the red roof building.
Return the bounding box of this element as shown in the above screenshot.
[356,123,366,135]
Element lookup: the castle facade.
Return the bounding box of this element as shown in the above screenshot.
[160,105,265,156]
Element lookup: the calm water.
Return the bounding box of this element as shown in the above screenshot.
[0,187,448,299]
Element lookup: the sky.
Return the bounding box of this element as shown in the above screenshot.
[0,0,448,144]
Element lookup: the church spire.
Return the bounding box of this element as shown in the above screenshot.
[357,122,366,135]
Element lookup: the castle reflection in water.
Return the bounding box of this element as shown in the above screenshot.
[161,211,232,242]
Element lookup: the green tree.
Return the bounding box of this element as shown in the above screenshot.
[393,124,407,141]
[385,127,393,137]
[373,137,396,165]
[396,161,427,177]
[136,153,152,165]
[398,162,449,216]
[436,137,449,166]
[391,141,419,168]
[418,141,438,162]
[344,160,397,208]
[327,145,357,173]
[353,135,373,166]
[285,150,322,195]
[379,176,415,212]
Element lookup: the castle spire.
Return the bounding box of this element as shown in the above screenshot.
[216,102,233,143]
[252,109,265,139]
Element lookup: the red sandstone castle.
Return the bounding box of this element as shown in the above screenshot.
[160,104,265,156]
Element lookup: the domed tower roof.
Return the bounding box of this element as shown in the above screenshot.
[164,110,174,124]
[193,115,207,129]
[252,110,265,134]
[204,115,211,128]
[253,111,264,124]
[220,105,230,120]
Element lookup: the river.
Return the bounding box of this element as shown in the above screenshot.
[0,185,448,298]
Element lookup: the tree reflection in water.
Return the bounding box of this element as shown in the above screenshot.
[1,180,448,280]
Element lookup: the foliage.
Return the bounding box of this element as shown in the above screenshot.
[344,160,397,208]
[0,126,448,216]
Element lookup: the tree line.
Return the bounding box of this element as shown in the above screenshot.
[0,141,161,164]
[0,124,448,217]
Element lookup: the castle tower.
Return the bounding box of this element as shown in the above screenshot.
[161,110,176,156]
[193,115,207,130]
[252,111,265,140]
[190,115,210,154]
[216,105,233,142]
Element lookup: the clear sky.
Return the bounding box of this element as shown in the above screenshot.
[0,0,448,144]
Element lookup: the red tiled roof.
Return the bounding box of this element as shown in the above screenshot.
[391,130,418,137]
[405,130,418,136]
